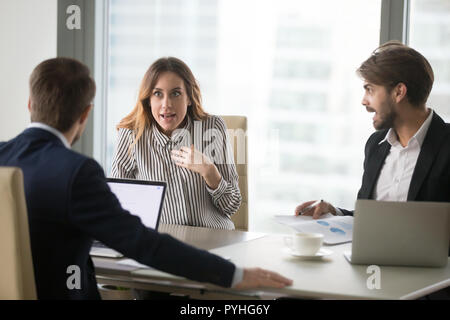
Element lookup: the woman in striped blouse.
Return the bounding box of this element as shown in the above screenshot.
[111,57,241,230]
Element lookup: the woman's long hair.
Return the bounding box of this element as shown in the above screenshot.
[117,57,208,148]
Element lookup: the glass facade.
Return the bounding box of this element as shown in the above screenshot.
[409,0,450,121]
[106,0,382,232]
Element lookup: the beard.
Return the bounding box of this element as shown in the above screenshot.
[373,99,397,130]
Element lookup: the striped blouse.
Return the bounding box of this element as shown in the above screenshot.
[110,115,241,230]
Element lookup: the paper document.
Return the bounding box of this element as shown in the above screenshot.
[274,213,353,245]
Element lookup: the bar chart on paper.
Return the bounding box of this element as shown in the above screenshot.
[274,214,353,244]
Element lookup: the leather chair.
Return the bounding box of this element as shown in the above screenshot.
[221,116,248,231]
[0,167,37,299]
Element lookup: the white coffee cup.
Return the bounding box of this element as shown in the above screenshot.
[284,232,324,256]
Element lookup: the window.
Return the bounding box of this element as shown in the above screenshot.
[409,0,450,121]
[104,0,381,232]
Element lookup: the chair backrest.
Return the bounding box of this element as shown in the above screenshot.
[220,116,248,231]
[0,167,37,299]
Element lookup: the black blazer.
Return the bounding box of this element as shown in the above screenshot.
[340,111,450,215]
[0,128,235,299]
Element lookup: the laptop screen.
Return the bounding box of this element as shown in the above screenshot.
[107,178,166,230]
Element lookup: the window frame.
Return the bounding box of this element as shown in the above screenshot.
[57,0,96,157]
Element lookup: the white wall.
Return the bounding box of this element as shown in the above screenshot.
[0,0,57,140]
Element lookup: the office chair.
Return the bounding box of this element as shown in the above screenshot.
[221,116,248,231]
[0,167,37,299]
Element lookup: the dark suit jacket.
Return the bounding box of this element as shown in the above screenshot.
[0,128,235,299]
[340,111,450,215]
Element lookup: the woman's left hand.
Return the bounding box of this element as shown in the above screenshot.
[171,145,222,189]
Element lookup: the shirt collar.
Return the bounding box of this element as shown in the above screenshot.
[27,122,71,149]
[378,109,434,148]
[151,116,192,148]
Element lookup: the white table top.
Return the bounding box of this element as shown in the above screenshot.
[207,234,450,299]
[94,224,450,299]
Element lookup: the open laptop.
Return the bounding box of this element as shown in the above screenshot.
[344,200,450,267]
[90,178,166,258]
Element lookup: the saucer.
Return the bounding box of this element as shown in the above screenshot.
[284,247,333,259]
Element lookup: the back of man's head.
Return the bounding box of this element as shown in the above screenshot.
[29,57,96,132]
[357,41,434,107]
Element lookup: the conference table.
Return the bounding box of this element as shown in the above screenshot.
[92,223,450,300]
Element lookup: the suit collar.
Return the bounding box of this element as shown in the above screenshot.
[27,122,71,148]
[361,138,391,199]
[22,127,66,148]
[408,112,448,200]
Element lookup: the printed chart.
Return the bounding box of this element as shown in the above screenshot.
[274,214,354,244]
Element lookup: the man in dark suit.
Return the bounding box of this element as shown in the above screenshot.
[295,41,450,299]
[0,57,292,299]
[295,41,449,219]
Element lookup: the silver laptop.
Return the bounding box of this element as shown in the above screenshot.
[90,178,166,258]
[344,200,450,267]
